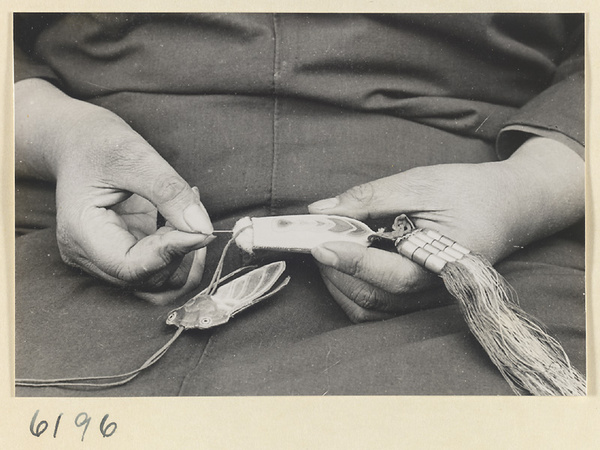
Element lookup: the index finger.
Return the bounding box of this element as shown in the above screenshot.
[62,206,213,286]
[135,247,207,305]
[307,170,432,220]
[311,241,438,295]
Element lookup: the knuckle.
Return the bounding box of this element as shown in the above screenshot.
[157,237,184,264]
[55,226,71,257]
[167,272,187,289]
[123,270,144,285]
[57,248,81,272]
[344,182,375,205]
[115,235,187,287]
[371,254,426,295]
[379,271,407,295]
[348,308,371,324]
[166,269,188,289]
[143,271,172,289]
[57,245,76,267]
[55,223,82,267]
[114,263,169,288]
[98,135,149,175]
[351,284,381,310]
[395,263,432,292]
[167,254,194,288]
[151,175,189,206]
[342,251,365,279]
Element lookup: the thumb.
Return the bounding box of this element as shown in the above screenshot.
[115,142,213,235]
[308,173,424,220]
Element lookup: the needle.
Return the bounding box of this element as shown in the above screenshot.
[156,212,233,233]
[156,213,234,234]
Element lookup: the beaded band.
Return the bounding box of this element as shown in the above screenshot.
[394,229,470,274]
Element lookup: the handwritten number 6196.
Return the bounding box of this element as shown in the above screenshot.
[30,410,117,441]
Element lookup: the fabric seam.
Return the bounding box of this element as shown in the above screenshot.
[270,13,280,215]
[176,335,214,395]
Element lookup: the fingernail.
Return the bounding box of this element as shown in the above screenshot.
[186,233,216,250]
[308,197,339,211]
[183,203,214,234]
[312,245,339,267]
[201,234,217,246]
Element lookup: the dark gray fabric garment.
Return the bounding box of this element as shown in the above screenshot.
[14,13,585,396]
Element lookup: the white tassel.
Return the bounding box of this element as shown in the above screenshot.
[442,253,586,396]
[393,226,586,396]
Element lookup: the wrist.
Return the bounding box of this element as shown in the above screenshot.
[16,79,81,180]
[495,137,584,247]
[15,78,107,180]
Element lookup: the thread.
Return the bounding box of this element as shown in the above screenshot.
[441,253,586,396]
[16,230,247,390]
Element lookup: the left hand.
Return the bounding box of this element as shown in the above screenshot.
[15,79,215,305]
[307,137,584,322]
[109,192,208,305]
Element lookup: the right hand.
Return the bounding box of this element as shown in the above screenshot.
[15,79,214,304]
[307,137,584,323]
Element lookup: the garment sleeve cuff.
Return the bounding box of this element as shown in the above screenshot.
[496,124,585,161]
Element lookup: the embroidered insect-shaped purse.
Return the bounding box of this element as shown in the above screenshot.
[16,260,290,389]
[166,261,289,330]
